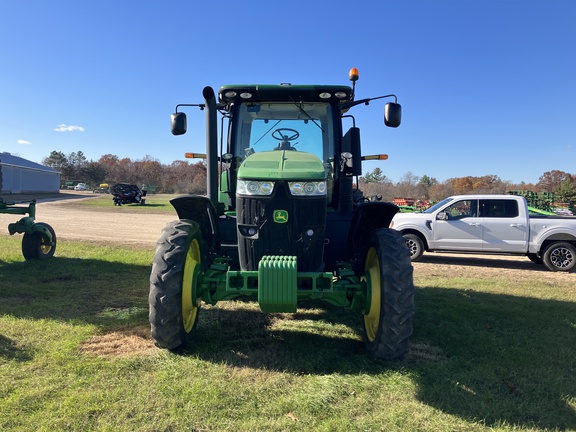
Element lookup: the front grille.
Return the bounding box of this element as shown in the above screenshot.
[236,182,326,271]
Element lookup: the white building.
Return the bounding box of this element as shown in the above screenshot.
[0,152,60,194]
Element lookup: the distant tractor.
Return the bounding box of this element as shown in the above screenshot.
[149,69,415,359]
[0,198,57,260]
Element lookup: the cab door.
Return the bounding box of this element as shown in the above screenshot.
[480,199,528,252]
[431,199,483,251]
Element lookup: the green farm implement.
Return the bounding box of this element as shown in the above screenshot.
[0,198,57,260]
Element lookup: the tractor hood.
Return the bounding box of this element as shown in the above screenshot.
[238,151,325,180]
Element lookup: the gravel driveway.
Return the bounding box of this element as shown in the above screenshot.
[0,193,176,247]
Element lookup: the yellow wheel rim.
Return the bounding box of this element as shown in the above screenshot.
[182,238,201,333]
[363,246,381,342]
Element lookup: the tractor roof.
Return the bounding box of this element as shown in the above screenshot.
[218,84,353,105]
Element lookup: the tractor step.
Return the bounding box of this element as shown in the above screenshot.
[258,255,297,313]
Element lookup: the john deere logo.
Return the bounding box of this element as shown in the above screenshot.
[273,210,288,223]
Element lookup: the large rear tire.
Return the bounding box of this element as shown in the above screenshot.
[542,242,576,272]
[22,222,57,260]
[362,228,415,360]
[149,220,204,350]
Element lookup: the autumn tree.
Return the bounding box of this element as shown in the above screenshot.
[81,162,107,186]
[537,170,573,192]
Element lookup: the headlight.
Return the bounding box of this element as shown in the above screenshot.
[237,179,275,196]
[288,181,327,196]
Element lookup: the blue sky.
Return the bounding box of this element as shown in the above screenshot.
[1,0,574,184]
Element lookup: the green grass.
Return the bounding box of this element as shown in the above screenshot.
[68,193,177,214]
[0,235,575,431]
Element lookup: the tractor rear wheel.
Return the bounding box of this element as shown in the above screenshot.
[149,219,204,350]
[22,222,57,260]
[362,228,415,360]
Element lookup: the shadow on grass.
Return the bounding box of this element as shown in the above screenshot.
[419,253,552,272]
[189,303,370,373]
[1,255,575,429]
[0,334,33,362]
[0,257,151,328]
[112,203,167,208]
[184,290,576,429]
[409,287,576,430]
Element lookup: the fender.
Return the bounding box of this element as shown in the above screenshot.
[170,195,221,253]
[392,219,434,249]
[529,226,576,254]
[347,201,399,270]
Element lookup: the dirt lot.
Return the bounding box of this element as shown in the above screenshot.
[1,191,575,283]
[0,191,175,247]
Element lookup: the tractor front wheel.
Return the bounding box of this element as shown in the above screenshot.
[362,228,415,360]
[22,222,57,260]
[149,219,204,350]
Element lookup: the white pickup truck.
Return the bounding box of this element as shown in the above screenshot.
[391,194,576,272]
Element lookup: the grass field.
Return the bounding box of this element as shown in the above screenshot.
[0,234,575,431]
[65,193,177,214]
[2,192,177,214]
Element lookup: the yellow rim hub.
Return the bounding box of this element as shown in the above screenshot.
[363,247,381,342]
[182,239,201,333]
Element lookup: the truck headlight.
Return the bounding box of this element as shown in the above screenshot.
[288,181,327,196]
[237,180,275,196]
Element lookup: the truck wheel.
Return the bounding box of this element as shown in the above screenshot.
[149,219,204,350]
[542,242,576,272]
[403,233,424,261]
[362,228,415,360]
[22,222,57,260]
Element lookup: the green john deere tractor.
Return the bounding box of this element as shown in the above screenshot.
[149,68,415,359]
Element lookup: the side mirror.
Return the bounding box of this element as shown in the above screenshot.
[384,102,402,128]
[437,212,448,221]
[171,112,187,135]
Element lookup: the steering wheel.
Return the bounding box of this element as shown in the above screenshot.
[272,128,299,150]
[272,128,300,141]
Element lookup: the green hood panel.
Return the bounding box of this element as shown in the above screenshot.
[238,151,325,180]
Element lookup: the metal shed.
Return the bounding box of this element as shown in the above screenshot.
[0,152,60,194]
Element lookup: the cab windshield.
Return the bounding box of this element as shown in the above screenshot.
[232,102,335,162]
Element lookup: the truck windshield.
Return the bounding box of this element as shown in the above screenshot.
[423,197,454,213]
[233,102,335,162]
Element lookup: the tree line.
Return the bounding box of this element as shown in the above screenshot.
[42,151,206,194]
[42,150,576,207]
[359,168,576,207]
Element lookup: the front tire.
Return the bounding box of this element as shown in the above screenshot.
[542,242,576,272]
[149,220,204,350]
[403,233,425,261]
[22,222,57,260]
[362,229,415,359]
